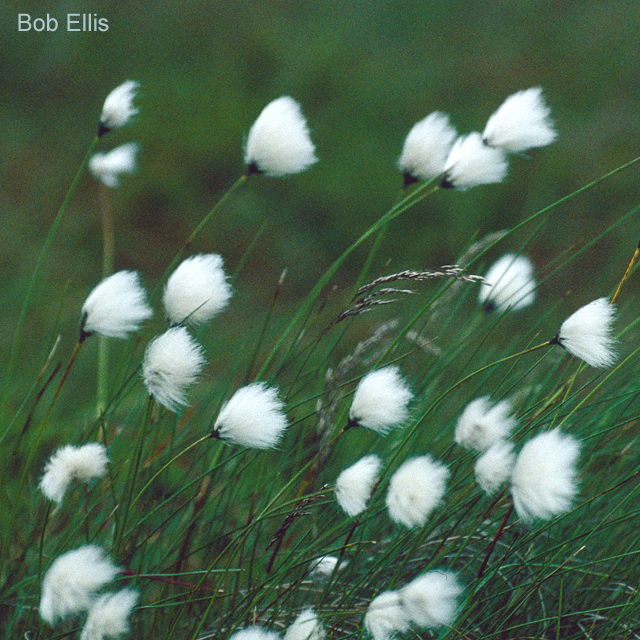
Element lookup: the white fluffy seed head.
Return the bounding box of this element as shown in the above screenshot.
[81,271,153,340]
[40,546,120,625]
[80,589,139,640]
[555,297,617,368]
[39,443,109,503]
[400,571,462,629]
[474,441,516,495]
[335,454,382,517]
[230,627,281,640]
[349,367,413,435]
[386,455,449,528]
[482,87,557,153]
[455,396,517,452]
[163,254,232,326]
[398,112,458,184]
[308,555,340,581]
[142,327,206,412]
[213,382,288,449]
[478,254,536,313]
[99,80,139,134]
[510,429,581,523]
[364,591,411,640]
[89,143,139,188]
[284,608,325,640]
[244,96,318,177]
[442,132,508,190]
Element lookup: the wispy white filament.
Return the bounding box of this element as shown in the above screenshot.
[284,608,325,640]
[442,132,508,190]
[474,441,516,495]
[335,454,381,517]
[400,571,462,629]
[511,429,581,522]
[81,270,153,339]
[213,382,288,449]
[40,443,108,503]
[554,297,617,368]
[455,396,517,452]
[478,254,536,313]
[142,327,206,411]
[386,456,449,528]
[229,627,280,640]
[40,546,120,624]
[364,591,410,640]
[397,112,457,183]
[483,87,557,153]
[349,367,413,435]
[80,589,139,640]
[89,143,139,188]
[163,254,232,326]
[244,96,318,177]
[100,80,139,132]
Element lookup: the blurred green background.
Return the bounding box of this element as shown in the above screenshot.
[2,0,640,411]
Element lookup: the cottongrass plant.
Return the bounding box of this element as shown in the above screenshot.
[89,143,139,188]
[4,81,640,640]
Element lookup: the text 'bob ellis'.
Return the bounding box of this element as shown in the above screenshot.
[18,14,109,32]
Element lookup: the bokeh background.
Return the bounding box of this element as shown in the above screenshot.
[2,0,640,410]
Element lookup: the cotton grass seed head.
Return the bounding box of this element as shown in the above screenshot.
[163,254,232,326]
[80,589,139,640]
[89,143,139,188]
[441,132,508,190]
[364,591,410,640]
[478,254,536,313]
[400,571,462,630]
[511,429,581,523]
[386,455,449,528]
[40,442,108,503]
[244,96,318,177]
[99,80,139,137]
[285,608,325,640]
[552,297,617,368]
[212,382,288,449]
[348,366,413,435]
[398,112,457,186]
[81,270,153,340]
[230,628,281,640]
[309,555,339,581]
[474,441,516,495]
[455,396,517,452]
[40,546,120,624]
[142,327,206,412]
[483,87,557,153]
[335,454,382,517]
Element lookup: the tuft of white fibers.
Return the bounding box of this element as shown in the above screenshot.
[142,326,206,412]
[212,382,288,449]
[364,591,410,640]
[335,454,382,517]
[386,455,449,528]
[483,87,557,153]
[80,589,139,640]
[397,112,457,184]
[284,608,326,640]
[229,627,281,640]
[163,254,232,326]
[81,270,153,340]
[309,555,339,581]
[400,571,463,629]
[474,441,516,495]
[40,545,120,624]
[244,96,318,177]
[348,366,413,435]
[89,143,139,188]
[510,429,581,523]
[99,80,139,134]
[441,132,508,190]
[40,443,108,503]
[478,254,536,313]
[455,396,517,452]
[553,297,617,368]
